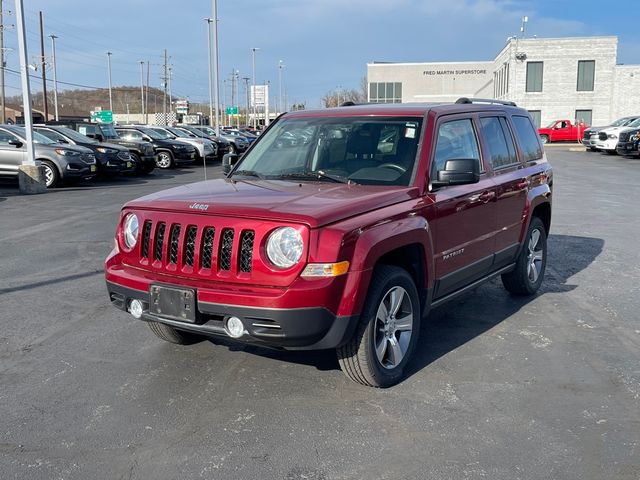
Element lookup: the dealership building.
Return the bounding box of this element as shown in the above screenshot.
[367,36,640,127]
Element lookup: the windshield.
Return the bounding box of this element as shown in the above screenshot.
[196,126,215,136]
[545,121,558,128]
[140,127,165,140]
[31,130,57,144]
[625,117,640,128]
[150,128,174,139]
[175,128,196,137]
[611,117,634,127]
[58,126,98,143]
[167,127,188,137]
[232,116,423,186]
[100,124,119,139]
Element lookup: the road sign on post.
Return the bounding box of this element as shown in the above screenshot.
[91,110,113,123]
[226,106,238,115]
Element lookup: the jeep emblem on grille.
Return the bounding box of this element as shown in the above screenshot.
[189,203,209,211]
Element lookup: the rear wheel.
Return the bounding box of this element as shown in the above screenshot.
[337,265,420,388]
[41,160,59,188]
[540,135,549,144]
[147,321,202,345]
[501,216,547,295]
[156,150,174,169]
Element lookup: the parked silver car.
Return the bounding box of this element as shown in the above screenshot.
[0,125,97,187]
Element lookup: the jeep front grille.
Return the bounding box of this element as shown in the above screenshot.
[138,221,255,274]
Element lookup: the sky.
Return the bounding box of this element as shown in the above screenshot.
[3,0,640,110]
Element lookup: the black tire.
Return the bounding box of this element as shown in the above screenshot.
[337,265,420,388]
[501,216,547,295]
[589,147,597,152]
[540,135,549,145]
[142,163,155,174]
[605,149,617,155]
[129,152,143,174]
[156,150,174,169]
[41,160,59,188]
[229,143,236,154]
[147,321,201,345]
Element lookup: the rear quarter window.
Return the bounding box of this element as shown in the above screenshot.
[511,115,543,161]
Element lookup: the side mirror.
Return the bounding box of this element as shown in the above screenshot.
[223,153,240,175]
[143,135,152,142]
[8,139,23,148]
[431,158,480,188]
[95,134,104,142]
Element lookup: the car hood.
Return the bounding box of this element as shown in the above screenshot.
[35,143,93,154]
[125,178,420,228]
[599,126,631,134]
[99,142,128,152]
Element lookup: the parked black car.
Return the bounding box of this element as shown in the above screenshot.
[53,121,156,174]
[0,125,97,188]
[115,126,196,169]
[615,128,640,156]
[34,125,135,176]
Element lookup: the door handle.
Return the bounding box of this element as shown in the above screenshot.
[516,180,529,189]
[478,191,495,203]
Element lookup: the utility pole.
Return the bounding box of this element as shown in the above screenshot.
[242,76,249,127]
[139,61,145,120]
[38,11,48,121]
[205,18,213,127]
[145,60,149,124]
[251,47,259,128]
[168,66,172,115]
[49,35,58,120]
[162,48,167,122]
[212,0,220,136]
[106,51,113,113]
[15,0,45,192]
[0,0,6,124]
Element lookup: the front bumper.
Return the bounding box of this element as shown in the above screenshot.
[97,153,136,174]
[595,138,618,151]
[173,150,197,164]
[616,141,639,156]
[106,281,358,350]
[60,162,97,180]
[583,135,599,147]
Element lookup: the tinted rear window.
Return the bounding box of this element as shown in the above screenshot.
[511,115,543,161]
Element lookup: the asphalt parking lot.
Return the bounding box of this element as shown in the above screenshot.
[1,149,639,480]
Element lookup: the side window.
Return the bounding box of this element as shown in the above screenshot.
[511,115,543,162]
[78,125,96,136]
[433,119,481,173]
[35,128,65,143]
[0,130,18,145]
[118,129,142,140]
[479,117,518,169]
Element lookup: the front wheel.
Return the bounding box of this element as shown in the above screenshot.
[147,321,202,345]
[337,265,420,388]
[41,160,59,188]
[501,216,547,295]
[156,150,174,169]
[540,135,549,145]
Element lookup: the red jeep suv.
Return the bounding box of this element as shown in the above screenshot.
[106,98,553,387]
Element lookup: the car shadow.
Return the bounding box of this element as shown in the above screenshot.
[205,234,605,379]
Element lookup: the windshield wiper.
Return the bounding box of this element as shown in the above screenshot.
[232,169,266,179]
[276,170,355,184]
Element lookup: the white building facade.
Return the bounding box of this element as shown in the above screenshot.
[367,36,640,127]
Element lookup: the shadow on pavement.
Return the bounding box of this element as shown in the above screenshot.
[208,234,604,378]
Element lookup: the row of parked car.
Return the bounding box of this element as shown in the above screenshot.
[0,122,260,188]
[580,116,640,155]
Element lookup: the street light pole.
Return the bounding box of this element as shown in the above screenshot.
[106,51,113,114]
[251,47,259,128]
[278,60,284,114]
[212,0,220,136]
[139,61,145,120]
[49,34,59,121]
[204,18,213,127]
[242,76,249,127]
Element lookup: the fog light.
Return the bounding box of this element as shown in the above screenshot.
[129,299,144,319]
[225,316,244,338]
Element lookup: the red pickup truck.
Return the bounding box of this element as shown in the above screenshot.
[538,119,587,144]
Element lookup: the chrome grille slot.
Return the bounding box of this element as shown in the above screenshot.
[200,227,215,269]
[183,226,197,267]
[141,221,152,258]
[154,222,166,262]
[117,151,130,160]
[219,229,234,271]
[169,224,181,264]
[239,230,255,273]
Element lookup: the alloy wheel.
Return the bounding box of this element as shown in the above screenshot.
[527,228,544,283]
[373,286,414,369]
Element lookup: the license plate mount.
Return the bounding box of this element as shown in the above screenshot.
[149,285,197,323]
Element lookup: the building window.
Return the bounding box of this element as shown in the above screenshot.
[528,110,541,128]
[577,60,595,91]
[575,109,592,126]
[525,61,543,92]
[369,82,402,103]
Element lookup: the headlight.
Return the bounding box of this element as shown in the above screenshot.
[97,147,116,154]
[266,227,303,268]
[608,134,617,139]
[55,148,79,156]
[122,213,139,251]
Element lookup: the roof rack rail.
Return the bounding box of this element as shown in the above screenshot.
[455,97,517,107]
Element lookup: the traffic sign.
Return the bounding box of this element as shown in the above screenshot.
[91,110,113,123]
[226,106,239,115]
